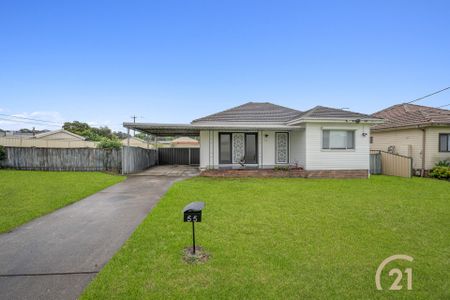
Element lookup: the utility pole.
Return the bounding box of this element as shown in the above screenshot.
[131,115,138,137]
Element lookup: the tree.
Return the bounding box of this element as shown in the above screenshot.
[97,136,122,149]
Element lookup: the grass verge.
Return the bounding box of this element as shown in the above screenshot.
[0,170,125,233]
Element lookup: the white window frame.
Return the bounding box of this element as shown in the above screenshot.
[322,130,355,150]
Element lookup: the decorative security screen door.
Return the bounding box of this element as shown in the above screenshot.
[276,132,289,164]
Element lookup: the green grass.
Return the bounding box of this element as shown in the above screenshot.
[0,170,125,233]
[81,176,449,299]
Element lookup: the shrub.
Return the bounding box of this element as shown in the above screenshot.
[435,159,450,167]
[0,145,5,161]
[97,137,122,149]
[429,166,450,179]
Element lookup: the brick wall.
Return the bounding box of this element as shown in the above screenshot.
[200,169,368,179]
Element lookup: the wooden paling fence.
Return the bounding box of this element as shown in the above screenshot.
[0,146,156,174]
[370,150,412,178]
[122,146,157,174]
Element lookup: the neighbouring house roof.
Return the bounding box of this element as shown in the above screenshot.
[123,101,382,136]
[371,103,450,131]
[33,129,86,140]
[171,137,199,145]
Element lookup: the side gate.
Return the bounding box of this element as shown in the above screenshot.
[158,148,199,165]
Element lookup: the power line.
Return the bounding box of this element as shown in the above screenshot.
[406,86,450,104]
[437,104,450,108]
[0,117,61,127]
[0,113,62,125]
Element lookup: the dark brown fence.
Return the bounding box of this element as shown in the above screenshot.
[158,148,199,165]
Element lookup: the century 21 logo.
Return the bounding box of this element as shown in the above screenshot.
[375,254,413,291]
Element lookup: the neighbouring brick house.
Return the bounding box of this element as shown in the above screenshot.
[371,103,450,175]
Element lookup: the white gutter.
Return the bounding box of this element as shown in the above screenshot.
[286,117,384,126]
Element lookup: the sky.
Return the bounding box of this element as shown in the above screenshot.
[0,0,449,131]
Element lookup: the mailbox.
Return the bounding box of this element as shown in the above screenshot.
[183,201,204,222]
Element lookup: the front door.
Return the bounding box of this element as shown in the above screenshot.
[244,133,258,164]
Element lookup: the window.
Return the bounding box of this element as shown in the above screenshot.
[275,132,289,163]
[219,133,232,164]
[439,133,450,152]
[322,130,355,150]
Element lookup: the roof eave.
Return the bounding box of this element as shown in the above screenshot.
[287,117,384,125]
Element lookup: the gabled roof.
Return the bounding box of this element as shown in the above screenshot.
[34,129,86,140]
[371,103,450,130]
[192,102,302,124]
[287,106,373,124]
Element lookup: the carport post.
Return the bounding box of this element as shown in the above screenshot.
[127,128,130,146]
[154,135,159,165]
[188,148,191,165]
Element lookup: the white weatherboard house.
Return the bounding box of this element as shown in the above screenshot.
[124,102,382,178]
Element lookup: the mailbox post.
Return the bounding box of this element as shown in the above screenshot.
[182,202,204,254]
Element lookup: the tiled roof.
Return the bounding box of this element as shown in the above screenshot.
[292,106,371,120]
[192,102,302,124]
[372,103,450,130]
[192,102,373,124]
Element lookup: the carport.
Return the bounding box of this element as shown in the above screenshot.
[122,123,201,168]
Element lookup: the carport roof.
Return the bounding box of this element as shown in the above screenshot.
[122,122,299,136]
[123,123,200,136]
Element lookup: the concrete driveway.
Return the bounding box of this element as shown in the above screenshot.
[132,165,200,177]
[0,171,194,300]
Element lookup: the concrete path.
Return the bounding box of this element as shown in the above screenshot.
[0,174,187,300]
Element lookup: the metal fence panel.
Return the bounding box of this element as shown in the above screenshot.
[370,152,381,174]
[370,150,412,178]
[158,148,199,165]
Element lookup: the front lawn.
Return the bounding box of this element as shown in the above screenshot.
[0,170,124,233]
[82,176,449,299]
